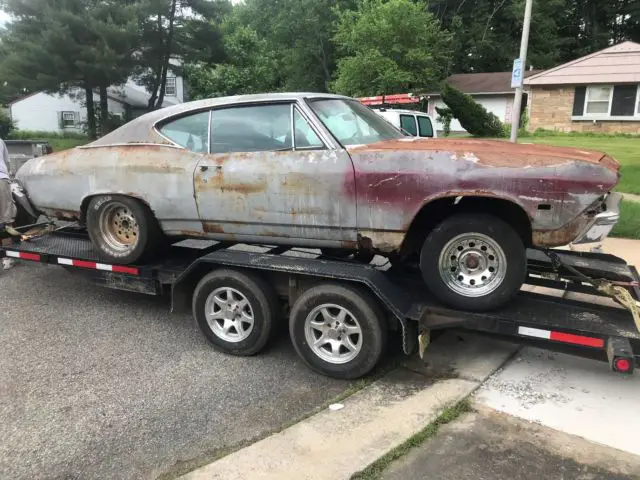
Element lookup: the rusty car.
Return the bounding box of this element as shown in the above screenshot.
[15,92,621,311]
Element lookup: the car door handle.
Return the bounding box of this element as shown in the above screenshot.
[199,165,209,172]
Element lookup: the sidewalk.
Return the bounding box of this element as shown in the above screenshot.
[381,404,640,480]
[180,333,517,480]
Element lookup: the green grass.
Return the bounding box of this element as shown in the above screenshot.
[48,137,88,151]
[350,399,472,480]
[611,200,640,240]
[522,135,640,195]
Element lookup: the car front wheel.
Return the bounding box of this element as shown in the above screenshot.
[420,213,526,311]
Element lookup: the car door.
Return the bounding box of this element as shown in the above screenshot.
[194,102,357,246]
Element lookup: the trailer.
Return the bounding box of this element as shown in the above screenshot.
[2,225,639,379]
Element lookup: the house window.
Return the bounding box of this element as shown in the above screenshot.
[165,77,177,97]
[573,84,640,119]
[584,86,612,115]
[61,111,76,128]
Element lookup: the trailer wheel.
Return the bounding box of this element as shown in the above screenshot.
[192,269,277,356]
[289,284,386,379]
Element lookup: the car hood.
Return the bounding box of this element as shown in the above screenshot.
[348,138,620,174]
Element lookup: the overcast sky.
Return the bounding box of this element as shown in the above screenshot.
[0,11,9,27]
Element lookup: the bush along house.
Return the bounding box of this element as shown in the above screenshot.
[525,41,640,134]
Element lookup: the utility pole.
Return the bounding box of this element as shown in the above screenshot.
[510,0,534,143]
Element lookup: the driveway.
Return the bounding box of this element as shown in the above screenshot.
[0,263,358,480]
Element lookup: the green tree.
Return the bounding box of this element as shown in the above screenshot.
[134,0,229,109]
[184,23,281,98]
[440,82,505,137]
[331,0,452,97]
[1,0,140,138]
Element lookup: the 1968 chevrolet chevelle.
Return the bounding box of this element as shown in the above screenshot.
[16,92,621,311]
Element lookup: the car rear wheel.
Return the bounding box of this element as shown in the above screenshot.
[86,195,163,264]
[420,213,526,311]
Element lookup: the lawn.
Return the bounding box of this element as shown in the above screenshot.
[522,135,640,195]
[48,137,88,151]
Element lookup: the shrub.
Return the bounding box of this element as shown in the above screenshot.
[435,106,452,137]
[7,129,88,140]
[0,109,15,139]
[440,82,505,137]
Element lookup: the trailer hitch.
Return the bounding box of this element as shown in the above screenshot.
[544,249,640,333]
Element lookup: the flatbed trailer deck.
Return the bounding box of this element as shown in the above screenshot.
[2,227,639,379]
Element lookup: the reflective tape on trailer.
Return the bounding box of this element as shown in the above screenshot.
[57,257,139,275]
[518,326,605,348]
[5,250,41,261]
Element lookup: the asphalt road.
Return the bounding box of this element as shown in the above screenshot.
[0,262,357,480]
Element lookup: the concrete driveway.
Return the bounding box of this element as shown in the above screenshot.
[0,263,360,480]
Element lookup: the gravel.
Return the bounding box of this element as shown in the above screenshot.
[0,262,354,480]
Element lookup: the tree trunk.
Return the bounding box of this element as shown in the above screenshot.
[147,13,165,110]
[85,85,97,140]
[99,85,109,137]
[156,0,178,110]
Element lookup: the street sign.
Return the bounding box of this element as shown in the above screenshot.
[511,58,523,88]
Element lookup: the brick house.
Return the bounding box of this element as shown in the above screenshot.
[525,41,640,133]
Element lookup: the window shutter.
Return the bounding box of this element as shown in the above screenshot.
[57,111,64,129]
[572,86,586,116]
[74,112,81,126]
[611,85,637,116]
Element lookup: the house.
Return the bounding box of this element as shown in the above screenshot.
[8,73,186,134]
[525,41,640,133]
[360,71,540,134]
[425,71,540,133]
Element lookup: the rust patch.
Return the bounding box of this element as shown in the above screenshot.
[195,168,267,195]
[41,208,81,221]
[348,138,618,170]
[202,222,225,234]
[291,206,324,215]
[281,173,319,194]
[532,213,592,247]
[262,230,291,238]
[358,230,405,253]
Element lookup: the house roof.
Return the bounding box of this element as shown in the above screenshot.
[442,70,542,95]
[525,41,640,86]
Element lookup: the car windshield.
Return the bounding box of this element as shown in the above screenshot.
[307,98,404,146]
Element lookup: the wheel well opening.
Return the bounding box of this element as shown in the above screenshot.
[80,194,153,224]
[401,196,533,257]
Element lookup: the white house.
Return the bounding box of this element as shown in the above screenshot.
[9,72,185,134]
[424,71,541,133]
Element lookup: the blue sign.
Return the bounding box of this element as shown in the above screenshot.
[511,58,523,88]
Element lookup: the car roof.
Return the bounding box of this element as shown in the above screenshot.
[89,92,351,147]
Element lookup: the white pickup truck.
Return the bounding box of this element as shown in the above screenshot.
[373,108,437,138]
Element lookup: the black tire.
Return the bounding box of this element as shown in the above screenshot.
[86,195,163,264]
[289,283,387,379]
[419,213,526,311]
[192,269,278,356]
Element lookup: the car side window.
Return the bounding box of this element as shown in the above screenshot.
[399,114,417,136]
[293,108,324,149]
[210,104,292,153]
[158,111,210,153]
[417,115,434,138]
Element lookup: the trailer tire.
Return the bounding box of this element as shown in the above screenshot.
[193,269,277,356]
[289,283,386,379]
[420,213,526,311]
